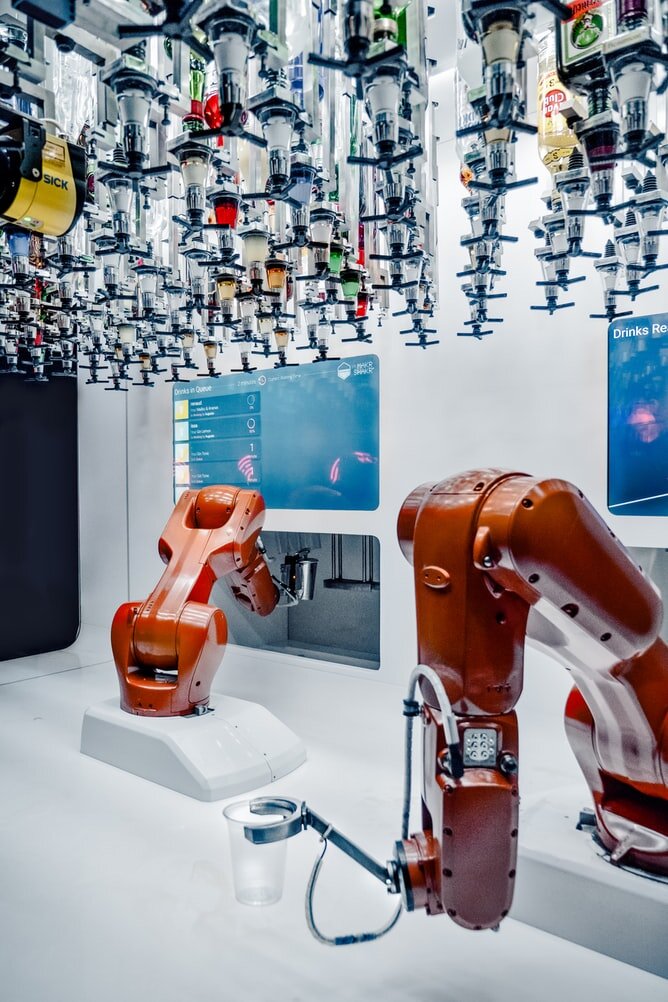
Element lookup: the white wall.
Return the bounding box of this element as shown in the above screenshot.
[78,387,128,627]
[78,68,668,711]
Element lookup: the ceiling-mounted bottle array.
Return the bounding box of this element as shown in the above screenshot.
[0,0,439,387]
[455,0,668,333]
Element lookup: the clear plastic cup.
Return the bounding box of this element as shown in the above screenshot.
[223,800,288,906]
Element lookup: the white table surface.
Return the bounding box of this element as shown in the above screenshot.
[1,625,666,1002]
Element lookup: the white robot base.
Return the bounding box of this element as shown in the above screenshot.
[80,693,306,802]
[513,786,668,979]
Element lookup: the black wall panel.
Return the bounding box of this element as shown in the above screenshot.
[0,377,79,659]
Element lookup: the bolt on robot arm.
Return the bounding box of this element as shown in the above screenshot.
[247,469,668,943]
[111,486,278,717]
[396,469,668,929]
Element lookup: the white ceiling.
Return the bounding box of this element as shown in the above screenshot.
[427,1,458,75]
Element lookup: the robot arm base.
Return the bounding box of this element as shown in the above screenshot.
[111,486,276,718]
[114,600,228,717]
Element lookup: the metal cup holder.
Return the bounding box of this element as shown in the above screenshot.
[279,549,318,604]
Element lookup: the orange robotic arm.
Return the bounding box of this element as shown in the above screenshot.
[396,469,668,930]
[111,486,278,717]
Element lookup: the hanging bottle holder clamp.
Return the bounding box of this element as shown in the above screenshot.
[242,665,463,946]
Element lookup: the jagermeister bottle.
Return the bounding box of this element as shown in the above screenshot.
[373,1,409,47]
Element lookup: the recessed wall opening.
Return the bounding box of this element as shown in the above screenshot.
[213,532,381,669]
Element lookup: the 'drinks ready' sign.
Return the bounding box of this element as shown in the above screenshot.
[608,313,668,517]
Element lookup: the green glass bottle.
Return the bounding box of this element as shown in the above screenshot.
[373,1,409,47]
[183,53,206,131]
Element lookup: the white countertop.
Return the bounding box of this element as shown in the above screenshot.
[1,626,666,1002]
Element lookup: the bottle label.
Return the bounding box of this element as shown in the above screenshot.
[542,85,567,118]
[538,70,575,172]
[539,75,568,120]
[560,0,617,67]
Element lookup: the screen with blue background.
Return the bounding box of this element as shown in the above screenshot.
[608,313,668,516]
[173,355,379,510]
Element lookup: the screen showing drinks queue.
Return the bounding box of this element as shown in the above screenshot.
[173,355,379,510]
[609,313,668,516]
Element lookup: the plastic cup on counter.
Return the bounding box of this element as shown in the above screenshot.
[223,800,288,906]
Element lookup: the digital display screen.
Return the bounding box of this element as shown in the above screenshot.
[173,355,379,510]
[608,313,668,516]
